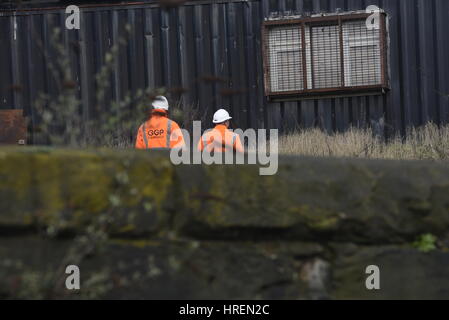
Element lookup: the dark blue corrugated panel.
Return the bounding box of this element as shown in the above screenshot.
[0,0,448,142]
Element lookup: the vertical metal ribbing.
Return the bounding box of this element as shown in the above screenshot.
[301,22,308,90]
[338,17,345,88]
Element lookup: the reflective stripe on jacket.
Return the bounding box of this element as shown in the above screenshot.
[135,110,185,149]
[197,124,244,153]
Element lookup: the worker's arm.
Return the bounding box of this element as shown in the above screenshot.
[198,130,214,151]
[135,125,146,149]
[234,134,244,153]
[197,134,206,151]
[170,122,186,149]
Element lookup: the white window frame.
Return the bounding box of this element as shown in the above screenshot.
[343,35,382,87]
[263,12,388,98]
[268,27,303,92]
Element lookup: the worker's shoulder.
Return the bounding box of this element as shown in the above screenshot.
[167,118,181,129]
[140,118,154,127]
[168,118,179,126]
[202,127,217,134]
[138,121,147,129]
[226,128,239,136]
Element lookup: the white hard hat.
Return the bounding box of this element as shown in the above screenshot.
[152,96,169,110]
[213,109,232,124]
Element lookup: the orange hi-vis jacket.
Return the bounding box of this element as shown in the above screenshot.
[135,110,185,149]
[197,124,244,153]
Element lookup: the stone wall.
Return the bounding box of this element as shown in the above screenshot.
[1,148,449,299]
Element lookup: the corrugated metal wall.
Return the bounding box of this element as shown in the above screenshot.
[1,0,448,142]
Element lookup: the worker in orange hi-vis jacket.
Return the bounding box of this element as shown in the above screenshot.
[135,96,185,150]
[197,109,244,153]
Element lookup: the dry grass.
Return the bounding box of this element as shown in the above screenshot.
[278,123,449,160]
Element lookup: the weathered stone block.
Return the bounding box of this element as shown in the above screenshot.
[1,148,449,299]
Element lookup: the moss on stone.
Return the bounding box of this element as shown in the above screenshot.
[1,148,449,243]
[0,148,176,234]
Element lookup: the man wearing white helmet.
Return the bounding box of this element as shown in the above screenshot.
[135,96,185,149]
[197,109,244,153]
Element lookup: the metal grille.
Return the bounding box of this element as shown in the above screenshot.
[263,13,387,97]
[311,25,341,89]
[343,20,382,87]
[267,25,303,92]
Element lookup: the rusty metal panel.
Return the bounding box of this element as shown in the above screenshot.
[0,109,27,145]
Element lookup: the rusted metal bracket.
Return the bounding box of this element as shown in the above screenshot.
[0,109,27,145]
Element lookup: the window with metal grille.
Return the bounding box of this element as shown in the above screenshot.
[262,12,388,99]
